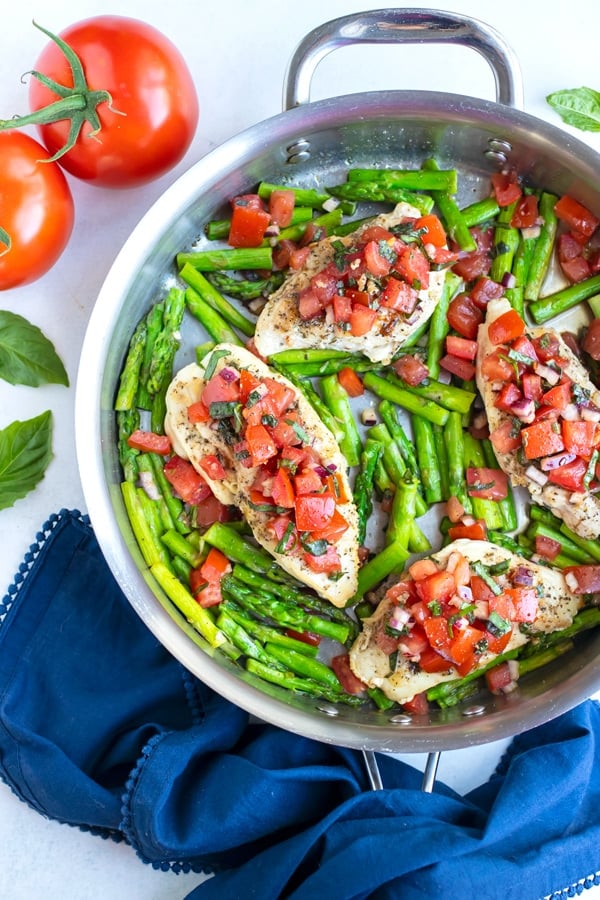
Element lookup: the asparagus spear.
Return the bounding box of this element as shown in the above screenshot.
[205,270,284,301]
[116,409,140,482]
[176,246,273,271]
[355,541,410,598]
[524,192,559,304]
[325,181,434,214]
[136,302,164,410]
[421,158,476,251]
[320,373,363,467]
[426,272,463,379]
[179,264,256,337]
[346,167,458,193]
[363,372,450,427]
[529,272,600,324]
[353,439,383,546]
[146,287,186,396]
[222,600,320,656]
[385,472,418,548]
[185,287,244,346]
[460,197,500,228]
[114,316,147,412]
[412,414,443,505]
[246,658,365,706]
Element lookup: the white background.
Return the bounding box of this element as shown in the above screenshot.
[1,1,599,897]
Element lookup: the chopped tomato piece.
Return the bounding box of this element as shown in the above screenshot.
[393,353,429,386]
[396,245,430,289]
[272,238,297,271]
[547,457,587,492]
[450,623,483,675]
[295,491,336,532]
[193,494,231,527]
[470,574,496,604]
[583,319,600,360]
[289,246,311,270]
[439,353,476,381]
[469,275,504,309]
[561,255,592,284]
[466,467,508,500]
[202,372,241,407]
[402,691,429,715]
[359,225,396,243]
[423,616,454,661]
[298,288,324,320]
[452,251,491,281]
[332,293,352,323]
[126,429,171,455]
[293,467,323,495]
[228,199,270,247]
[408,600,431,626]
[408,558,438,581]
[447,293,483,340]
[271,467,296,508]
[554,194,600,238]
[488,308,525,345]
[491,171,522,207]
[562,419,599,459]
[521,419,565,460]
[480,350,517,382]
[187,399,211,424]
[415,213,447,247]
[416,571,456,605]
[337,366,364,397]
[494,382,522,413]
[268,189,295,227]
[490,419,522,454]
[363,239,393,276]
[200,547,231,582]
[245,423,278,466]
[485,661,515,694]
[349,304,378,336]
[522,373,543,402]
[563,564,600,593]
[326,471,351,504]
[419,645,453,673]
[239,368,261,404]
[285,629,321,647]
[484,629,513,655]
[542,380,572,409]
[164,455,211,504]
[304,544,341,574]
[510,193,539,228]
[445,335,478,361]
[330,653,367,694]
[310,508,350,544]
[380,277,418,312]
[558,232,585,263]
[198,454,227,481]
[535,534,562,561]
[194,580,224,608]
[448,519,488,541]
[503,587,538,623]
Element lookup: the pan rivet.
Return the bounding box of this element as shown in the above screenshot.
[389,713,412,725]
[286,138,311,164]
[462,704,485,717]
[317,703,340,717]
[484,137,512,167]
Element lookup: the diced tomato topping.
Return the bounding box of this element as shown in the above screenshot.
[200,547,231,582]
[187,399,211,424]
[293,467,323,496]
[164,455,211,504]
[362,239,392,276]
[469,275,504,309]
[491,171,522,207]
[228,198,270,247]
[359,225,396,243]
[272,238,297,271]
[198,454,227,481]
[239,368,261,404]
[583,319,600,361]
[271,467,296,508]
[245,423,278,466]
[268,189,295,227]
[561,255,592,284]
[337,366,364,397]
[126,429,172,455]
[193,494,231,527]
[535,534,562,561]
[408,558,438,581]
[562,419,599,459]
[450,623,484,675]
[393,353,429,386]
[415,213,447,247]
[402,691,430,715]
[330,653,367,694]
[510,193,539,228]
[380,277,418,312]
[445,335,478,361]
[310,508,350,544]
[349,304,378,336]
[466,466,509,500]
[447,293,483,340]
[396,245,430,289]
[418,645,453,673]
[494,382,522,413]
[488,308,526,345]
[422,616,454,661]
[485,661,515,695]
[480,350,517,382]
[304,544,342,574]
[554,194,600,238]
[448,519,488,541]
[415,570,456,605]
[546,456,588,492]
[558,232,585,263]
[298,288,324,320]
[285,629,321,647]
[439,353,476,381]
[332,293,352,323]
[310,268,339,305]
[490,419,522,454]
[452,251,491,281]
[563,564,600,594]
[191,578,224,608]
[295,491,336,532]
[521,373,543,402]
[202,372,241,407]
[540,380,571,410]
[521,419,565,459]
[289,246,311,270]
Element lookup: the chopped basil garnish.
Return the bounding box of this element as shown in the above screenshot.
[261,413,278,428]
[487,610,511,637]
[203,348,231,381]
[275,521,297,554]
[471,560,503,596]
[300,535,328,557]
[286,419,311,444]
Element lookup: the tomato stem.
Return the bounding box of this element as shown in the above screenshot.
[0,20,124,163]
[0,227,10,257]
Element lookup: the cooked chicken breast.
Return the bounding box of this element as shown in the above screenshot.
[254,202,446,365]
[349,539,581,704]
[476,297,600,539]
[164,343,360,606]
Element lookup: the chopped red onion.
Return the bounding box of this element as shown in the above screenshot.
[326,463,338,472]
[533,361,560,385]
[457,585,473,602]
[313,465,329,478]
[501,271,517,289]
[219,366,240,383]
[509,397,536,423]
[513,566,534,586]
[560,403,579,420]
[525,464,548,486]
[322,197,340,213]
[389,606,411,631]
[581,406,600,422]
[565,572,579,592]
[265,223,280,237]
[541,451,576,471]
[521,225,541,240]
[138,470,160,501]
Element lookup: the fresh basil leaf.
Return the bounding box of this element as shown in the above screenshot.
[0,311,69,387]
[0,411,53,510]
[546,86,600,133]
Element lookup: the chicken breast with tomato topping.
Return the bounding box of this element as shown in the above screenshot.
[254,202,448,365]
[164,343,359,606]
[349,539,581,705]
[476,297,600,540]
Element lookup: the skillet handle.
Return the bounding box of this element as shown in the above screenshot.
[284,8,524,110]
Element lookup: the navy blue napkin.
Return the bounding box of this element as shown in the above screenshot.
[1,509,599,900]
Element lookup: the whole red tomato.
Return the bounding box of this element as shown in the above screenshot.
[0,132,74,290]
[28,16,199,189]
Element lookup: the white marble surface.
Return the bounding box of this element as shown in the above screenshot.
[1,1,599,897]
